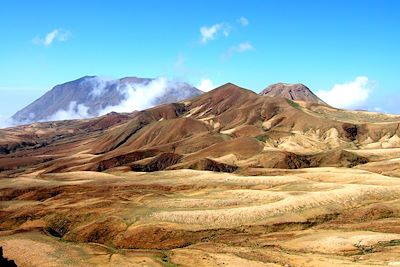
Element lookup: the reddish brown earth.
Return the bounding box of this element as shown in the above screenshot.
[1,83,400,266]
[260,82,327,105]
[2,83,400,176]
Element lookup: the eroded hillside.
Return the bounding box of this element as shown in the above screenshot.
[1,83,400,266]
[2,83,400,177]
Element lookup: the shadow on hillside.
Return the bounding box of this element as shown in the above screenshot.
[0,247,17,267]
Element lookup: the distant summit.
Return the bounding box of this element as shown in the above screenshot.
[11,76,202,123]
[260,83,327,105]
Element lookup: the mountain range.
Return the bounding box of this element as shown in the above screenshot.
[1,82,399,174]
[2,81,400,266]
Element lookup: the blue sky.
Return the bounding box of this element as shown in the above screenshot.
[1,0,400,117]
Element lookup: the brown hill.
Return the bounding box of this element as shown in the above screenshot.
[260,82,327,105]
[3,83,400,267]
[1,82,400,176]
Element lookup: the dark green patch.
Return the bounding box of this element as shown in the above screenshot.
[255,135,267,142]
[154,252,178,267]
[287,99,301,109]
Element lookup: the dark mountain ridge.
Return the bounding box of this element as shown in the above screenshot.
[11,76,202,123]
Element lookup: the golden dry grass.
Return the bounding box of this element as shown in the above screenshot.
[1,166,400,266]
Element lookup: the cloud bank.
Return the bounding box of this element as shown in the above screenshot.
[98,77,173,115]
[43,77,194,122]
[33,29,71,46]
[316,76,372,109]
[0,77,201,129]
[196,79,215,92]
[47,101,90,121]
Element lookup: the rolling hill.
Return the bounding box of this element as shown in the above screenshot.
[1,82,400,175]
[2,82,400,266]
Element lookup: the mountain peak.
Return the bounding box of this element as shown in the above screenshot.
[11,76,202,123]
[259,82,327,105]
[214,83,255,93]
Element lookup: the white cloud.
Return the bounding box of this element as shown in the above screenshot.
[196,79,215,92]
[200,23,230,43]
[238,17,249,27]
[83,77,114,97]
[46,101,90,121]
[222,42,254,59]
[73,76,192,116]
[98,77,183,115]
[0,115,13,129]
[316,76,372,109]
[235,42,253,52]
[33,29,71,46]
[8,77,198,125]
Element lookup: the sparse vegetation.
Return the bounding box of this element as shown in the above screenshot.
[46,214,72,238]
[255,134,267,142]
[1,168,400,266]
[1,81,400,266]
[154,252,178,267]
[287,99,301,109]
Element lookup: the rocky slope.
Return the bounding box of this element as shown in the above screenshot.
[260,82,327,105]
[2,82,400,266]
[1,82,400,176]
